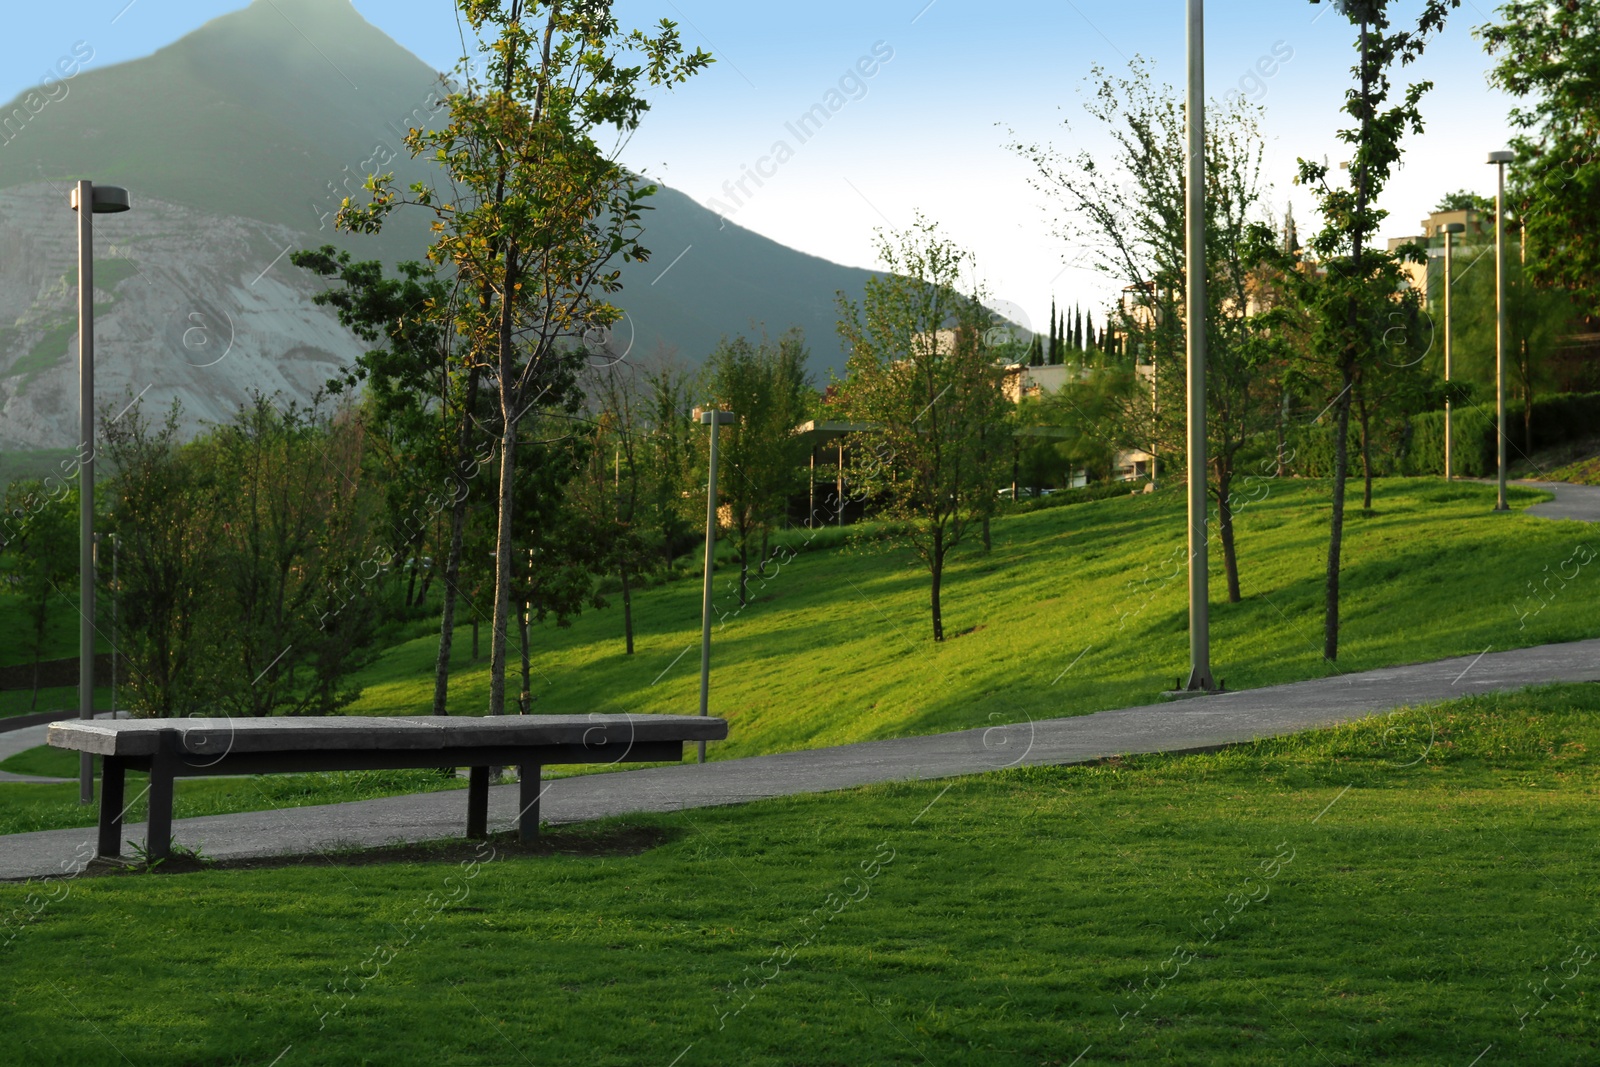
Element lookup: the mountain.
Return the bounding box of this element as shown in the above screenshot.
[0,0,876,447]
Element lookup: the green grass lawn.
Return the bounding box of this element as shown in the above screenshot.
[0,685,113,719]
[2,683,1597,1066]
[1548,455,1600,485]
[347,477,1599,765]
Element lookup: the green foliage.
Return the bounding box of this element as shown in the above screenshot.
[1432,189,1495,214]
[0,479,77,706]
[1480,0,1600,321]
[1443,237,1576,439]
[101,398,379,718]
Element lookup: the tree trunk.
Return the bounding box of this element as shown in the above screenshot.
[488,244,520,717]
[929,530,945,642]
[620,564,634,655]
[981,514,991,554]
[1216,460,1241,603]
[432,364,481,717]
[1358,397,1374,511]
[1276,390,1289,478]
[517,598,531,715]
[405,550,419,608]
[1523,381,1533,455]
[1325,370,1354,663]
[737,528,749,608]
[489,420,516,716]
[416,556,436,607]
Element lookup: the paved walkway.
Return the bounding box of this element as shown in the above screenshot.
[0,713,126,784]
[2,638,1596,881]
[1517,479,1600,523]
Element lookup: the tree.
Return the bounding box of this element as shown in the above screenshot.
[1292,0,1460,661]
[1480,0,1600,324]
[204,397,378,717]
[639,350,700,573]
[1009,59,1293,602]
[291,247,492,716]
[101,403,219,718]
[1449,230,1572,446]
[703,330,813,607]
[0,481,77,709]
[576,361,654,653]
[1433,189,1494,214]
[340,1,711,716]
[837,217,1010,641]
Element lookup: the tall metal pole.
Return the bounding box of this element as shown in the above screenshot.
[697,409,733,763]
[1490,152,1511,511]
[75,180,96,804]
[1442,228,1454,480]
[1439,222,1465,481]
[1184,0,1213,692]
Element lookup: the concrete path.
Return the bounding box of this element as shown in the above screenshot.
[2,638,1596,881]
[1517,480,1600,523]
[0,712,127,784]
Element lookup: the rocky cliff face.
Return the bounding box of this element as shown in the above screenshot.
[0,183,363,447]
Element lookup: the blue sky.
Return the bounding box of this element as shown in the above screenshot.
[3,0,1519,331]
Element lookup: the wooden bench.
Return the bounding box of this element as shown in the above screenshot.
[47,714,728,862]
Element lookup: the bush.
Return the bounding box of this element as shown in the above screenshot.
[1290,391,1600,479]
[1011,481,1152,512]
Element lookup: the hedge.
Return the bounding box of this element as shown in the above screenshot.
[1288,391,1600,479]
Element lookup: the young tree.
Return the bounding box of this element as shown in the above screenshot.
[291,248,492,715]
[575,362,652,653]
[340,2,711,716]
[1009,59,1292,601]
[1293,0,1459,661]
[639,350,699,573]
[204,397,378,717]
[838,217,1010,641]
[703,330,812,607]
[101,403,220,718]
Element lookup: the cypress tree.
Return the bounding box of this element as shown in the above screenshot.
[1048,299,1058,365]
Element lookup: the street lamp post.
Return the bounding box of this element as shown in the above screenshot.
[1488,151,1513,511]
[71,180,131,805]
[696,407,735,764]
[1184,0,1213,692]
[1439,222,1466,480]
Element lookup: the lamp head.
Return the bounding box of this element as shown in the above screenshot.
[1486,150,1514,165]
[694,408,736,426]
[69,185,132,214]
[1438,223,1467,235]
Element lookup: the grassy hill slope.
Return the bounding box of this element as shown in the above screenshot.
[346,478,1600,760]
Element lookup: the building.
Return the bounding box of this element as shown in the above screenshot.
[1385,208,1496,305]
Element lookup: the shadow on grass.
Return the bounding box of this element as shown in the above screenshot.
[77,821,682,878]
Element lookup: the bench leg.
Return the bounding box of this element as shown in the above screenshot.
[146,730,177,863]
[467,766,489,839]
[518,764,541,844]
[98,757,126,859]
